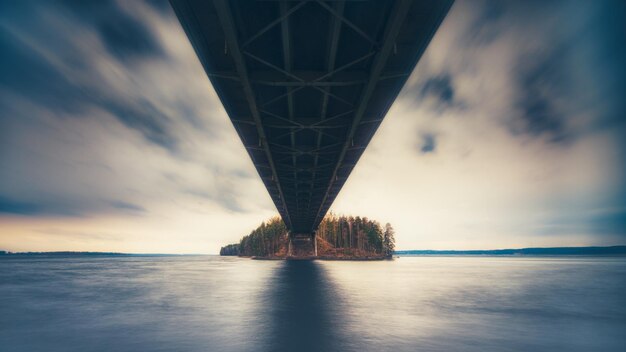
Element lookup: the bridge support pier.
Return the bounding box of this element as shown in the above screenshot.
[287,232,317,259]
[287,232,292,257]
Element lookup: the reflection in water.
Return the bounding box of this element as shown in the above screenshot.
[260,260,345,352]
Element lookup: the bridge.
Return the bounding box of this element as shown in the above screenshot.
[170,0,453,254]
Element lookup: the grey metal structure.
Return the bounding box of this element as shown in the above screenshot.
[170,0,453,234]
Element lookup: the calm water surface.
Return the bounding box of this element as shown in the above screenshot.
[1,255,625,351]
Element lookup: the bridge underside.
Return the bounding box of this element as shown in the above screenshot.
[171,0,453,233]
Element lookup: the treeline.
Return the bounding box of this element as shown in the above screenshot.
[219,214,395,258]
[221,216,288,257]
[318,213,395,257]
[219,244,239,256]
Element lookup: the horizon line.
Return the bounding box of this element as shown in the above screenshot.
[2,245,625,256]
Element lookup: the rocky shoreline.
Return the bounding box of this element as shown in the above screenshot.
[250,255,390,261]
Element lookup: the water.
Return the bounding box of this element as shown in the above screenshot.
[1,255,625,352]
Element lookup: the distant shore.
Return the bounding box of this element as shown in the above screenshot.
[0,251,192,257]
[0,251,131,256]
[395,246,626,256]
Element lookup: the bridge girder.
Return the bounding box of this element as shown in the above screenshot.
[170,0,453,233]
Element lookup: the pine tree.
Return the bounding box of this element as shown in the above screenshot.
[383,222,396,258]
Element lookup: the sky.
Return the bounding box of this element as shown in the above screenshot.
[0,0,625,253]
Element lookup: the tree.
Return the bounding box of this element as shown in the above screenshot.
[235,216,287,257]
[383,223,395,258]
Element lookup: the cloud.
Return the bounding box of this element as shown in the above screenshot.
[588,208,626,236]
[0,195,81,217]
[0,196,44,216]
[420,75,455,106]
[105,99,177,151]
[0,25,87,114]
[35,228,126,241]
[145,0,173,17]
[109,201,145,213]
[0,1,178,151]
[58,0,166,62]
[0,0,274,222]
[418,134,437,154]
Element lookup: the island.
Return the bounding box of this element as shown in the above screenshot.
[220,214,395,260]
